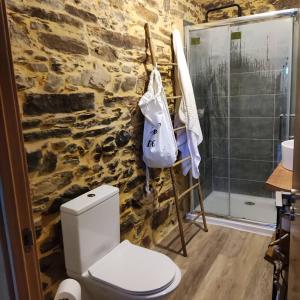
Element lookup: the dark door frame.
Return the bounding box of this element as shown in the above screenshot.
[0,1,42,299]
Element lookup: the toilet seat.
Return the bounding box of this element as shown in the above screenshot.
[88,240,177,296]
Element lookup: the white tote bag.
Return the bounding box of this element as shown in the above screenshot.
[139,68,178,171]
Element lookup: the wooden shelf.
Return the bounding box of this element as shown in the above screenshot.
[265,163,293,192]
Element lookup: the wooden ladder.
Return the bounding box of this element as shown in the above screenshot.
[145,23,208,257]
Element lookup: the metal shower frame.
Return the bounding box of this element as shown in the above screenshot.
[185,8,300,215]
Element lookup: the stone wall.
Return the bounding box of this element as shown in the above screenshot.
[6,0,300,299]
[6,0,203,298]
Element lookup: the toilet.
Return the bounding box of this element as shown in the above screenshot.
[61,185,181,300]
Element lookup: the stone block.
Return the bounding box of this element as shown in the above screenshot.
[158,189,173,202]
[38,33,89,55]
[81,66,111,91]
[24,93,94,115]
[120,212,136,234]
[72,127,112,139]
[103,95,137,107]
[26,150,42,172]
[44,73,64,93]
[124,175,145,192]
[28,63,48,72]
[122,167,134,179]
[39,151,57,174]
[151,205,170,229]
[115,130,131,147]
[88,26,144,49]
[78,113,96,121]
[121,76,137,92]
[135,3,159,23]
[24,128,72,142]
[65,4,97,23]
[93,44,118,62]
[122,65,131,74]
[15,74,35,90]
[10,5,83,28]
[22,119,41,129]
[33,171,73,198]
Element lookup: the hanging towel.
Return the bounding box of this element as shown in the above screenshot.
[172,29,203,179]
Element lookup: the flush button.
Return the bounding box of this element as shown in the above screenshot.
[87,193,96,197]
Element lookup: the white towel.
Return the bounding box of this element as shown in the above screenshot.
[172,29,203,178]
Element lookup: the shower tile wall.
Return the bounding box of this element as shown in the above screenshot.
[189,17,293,203]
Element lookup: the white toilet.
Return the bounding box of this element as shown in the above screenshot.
[60,185,181,300]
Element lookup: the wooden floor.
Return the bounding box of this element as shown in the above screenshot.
[155,223,273,300]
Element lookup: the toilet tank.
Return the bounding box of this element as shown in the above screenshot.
[60,185,120,275]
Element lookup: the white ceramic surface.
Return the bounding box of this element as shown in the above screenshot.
[61,185,120,275]
[88,240,176,295]
[281,139,294,171]
[70,264,181,300]
[60,185,181,300]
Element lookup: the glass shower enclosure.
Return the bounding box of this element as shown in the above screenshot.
[186,9,299,224]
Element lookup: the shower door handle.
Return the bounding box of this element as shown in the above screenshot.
[289,114,295,140]
[279,114,284,141]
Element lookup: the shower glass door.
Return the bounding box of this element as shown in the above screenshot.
[187,12,296,224]
[189,25,230,216]
[229,18,293,222]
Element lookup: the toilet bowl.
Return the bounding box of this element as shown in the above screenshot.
[68,241,181,300]
[61,185,181,300]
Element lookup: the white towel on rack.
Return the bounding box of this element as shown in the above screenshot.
[172,29,203,179]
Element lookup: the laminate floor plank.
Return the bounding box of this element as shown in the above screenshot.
[155,223,273,300]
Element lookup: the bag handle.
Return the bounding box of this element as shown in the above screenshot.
[148,67,162,99]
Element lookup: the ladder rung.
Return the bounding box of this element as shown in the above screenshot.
[166,95,182,100]
[174,126,185,132]
[178,183,199,200]
[157,62,177,66]
[172,156,191,167]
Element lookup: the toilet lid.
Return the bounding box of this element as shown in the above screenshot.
[88,240,176,295]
